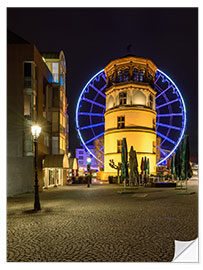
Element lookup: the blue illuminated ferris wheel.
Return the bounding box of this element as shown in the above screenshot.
[76,69,186,165]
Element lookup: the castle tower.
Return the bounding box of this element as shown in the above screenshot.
[104,55,157,178]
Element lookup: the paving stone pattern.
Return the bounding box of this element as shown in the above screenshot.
[7,182,198,262]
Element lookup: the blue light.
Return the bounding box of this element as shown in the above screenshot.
[78,112,104,117]
[156,98,179,109]
[156,85,172,99]
[90,84,106,98]
[157,145,167,157]
[82,97,106,109]
[76,69,105,163]
[157,131,176,146]
[157,122,182,131]
[101,74,107,82]
[85,131,105,145]
[78,122,104,130]
[156,69,186,165]
[157,113,183,117]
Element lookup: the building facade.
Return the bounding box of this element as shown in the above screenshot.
[103,55,157,179]
[7,31,69,196]
[75,146,99,174]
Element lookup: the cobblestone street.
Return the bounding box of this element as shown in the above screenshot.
[7,181,198,262]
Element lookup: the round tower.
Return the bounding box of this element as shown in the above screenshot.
[104,55,157,178]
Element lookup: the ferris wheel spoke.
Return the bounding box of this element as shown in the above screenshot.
[157,145,167,157]
[85,131,105,145]
[90,84,106,98]
[156,86,173,99]
[101,74,107,82]
[78,122,104,130]
[157,122,182,131]
[154,73,161,84]
[155,82,166,94]
[78,112,104,117]
[156,99,179,110]
[95,146,104,155]
[100,84,107,93]
[157,131,176,145]
[82,97,106,109]
[157,113,183,117]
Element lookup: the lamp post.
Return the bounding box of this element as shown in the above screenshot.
[31,124,41,211]
[87,157,91,188]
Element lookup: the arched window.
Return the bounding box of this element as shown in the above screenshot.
[140,70,145,82]
[118,70,123,82]
[107,95,114,109]
[133,69,139,81]
[124,69,129,82]
[132,90,146,106]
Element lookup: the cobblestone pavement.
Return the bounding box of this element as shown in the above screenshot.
[7,181,198,262]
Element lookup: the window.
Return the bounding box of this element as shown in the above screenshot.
[124,69,129,81]
[79,151,83,154]
[52,62,59,82]
[79,161,84,166]
[24,62,33,88]
[60,137,65,151]
[117,116,125,129]
[118,70,123,82]
[119,92,127,105]
[140,70,145,81]
[24,63,32,77]
[133,69,139,81]
[117,140,122,153]
[24,93,31,118]
[52,136,58,154]
[79,156,83,160]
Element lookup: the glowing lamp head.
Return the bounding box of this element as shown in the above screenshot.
[68,152,71,158]
[87,157,91,165]
[31,125,41,140]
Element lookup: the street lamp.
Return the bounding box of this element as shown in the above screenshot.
[31,124,41,211]
[87,157,91,188]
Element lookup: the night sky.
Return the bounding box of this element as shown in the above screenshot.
[7,8,198,162]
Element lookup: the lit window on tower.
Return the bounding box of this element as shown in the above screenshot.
[119,92,127,105]
[117,116,125,129]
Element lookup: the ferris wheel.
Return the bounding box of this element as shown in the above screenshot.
[76,69,186,165]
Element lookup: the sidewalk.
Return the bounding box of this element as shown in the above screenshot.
[7,182,198,262]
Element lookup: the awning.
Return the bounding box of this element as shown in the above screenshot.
[43,154,69,169]
[68,158,78,170]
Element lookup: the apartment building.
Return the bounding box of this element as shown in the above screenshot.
[7,30,69,196]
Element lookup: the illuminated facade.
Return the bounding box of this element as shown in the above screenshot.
[104,56,157,178]
[7,31,69,196]
[75,146,99,173]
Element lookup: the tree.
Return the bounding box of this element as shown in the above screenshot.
[109,159,121,183]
